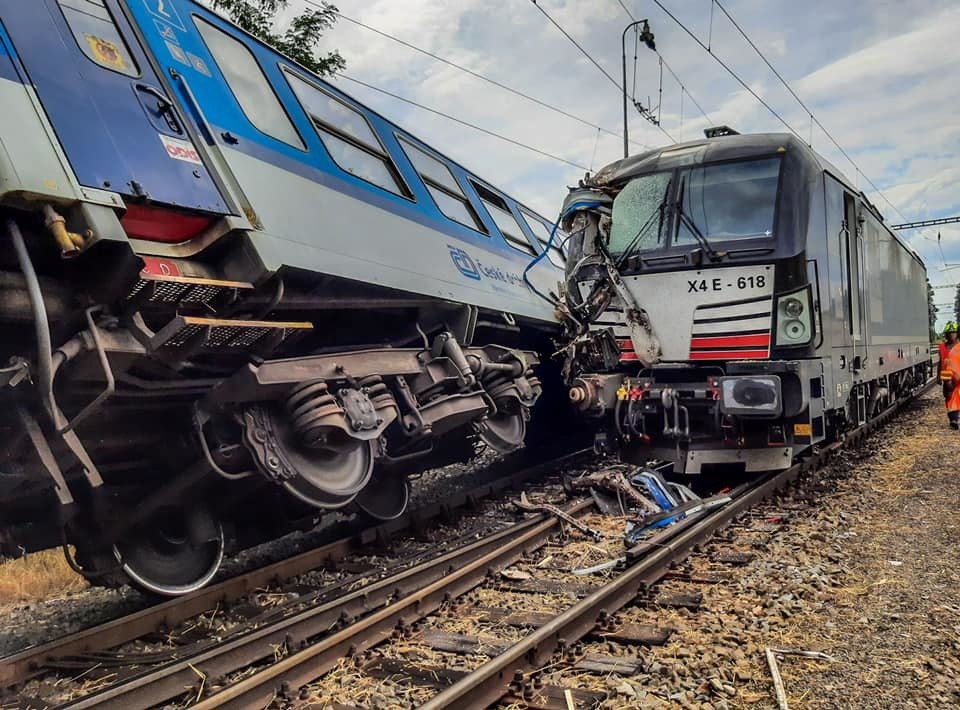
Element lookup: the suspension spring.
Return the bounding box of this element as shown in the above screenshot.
[358,374,395,410]
[285,380,342,447]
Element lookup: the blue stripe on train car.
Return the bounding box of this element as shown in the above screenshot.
[0,20,22,83]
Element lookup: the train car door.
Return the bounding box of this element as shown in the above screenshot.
[0,0,228,214]
[843,192,866,370]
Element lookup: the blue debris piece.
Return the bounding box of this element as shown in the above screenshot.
[624,468,704,544]
[630,468,679,510]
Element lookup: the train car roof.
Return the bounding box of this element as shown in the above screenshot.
[189,0,556,226]
[591,131,924,266]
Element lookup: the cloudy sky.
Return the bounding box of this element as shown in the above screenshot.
[282,0,959,325]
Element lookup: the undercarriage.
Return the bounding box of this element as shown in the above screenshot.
[0,214,546,595]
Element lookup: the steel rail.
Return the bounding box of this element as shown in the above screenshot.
[0,447,589,688]
[66,500,593,710]
[420,380,932,708]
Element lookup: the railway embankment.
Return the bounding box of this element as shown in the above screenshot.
[734,386,960,708]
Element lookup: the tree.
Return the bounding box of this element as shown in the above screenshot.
[210,0,345,77]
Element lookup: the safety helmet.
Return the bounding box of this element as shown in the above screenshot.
[945,321,959,335]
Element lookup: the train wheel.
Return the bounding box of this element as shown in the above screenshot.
[243,405,376,509]
[354,468,410,521]
[113,504,224,596]
[475,410,527,453]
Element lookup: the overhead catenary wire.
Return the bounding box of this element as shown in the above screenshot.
[709,0,925,238]
[327,7,652,152]
[530,0,622,90]
[338,74,589,171]
[648,0,803,142]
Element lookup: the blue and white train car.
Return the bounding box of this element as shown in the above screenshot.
[0,0,565,594]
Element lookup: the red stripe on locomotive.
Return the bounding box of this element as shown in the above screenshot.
[690,333,771,349]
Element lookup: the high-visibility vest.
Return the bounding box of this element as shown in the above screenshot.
[941,341,954,381]
[946,343,960,411]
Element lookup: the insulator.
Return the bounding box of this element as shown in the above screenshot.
[285,380,341,447]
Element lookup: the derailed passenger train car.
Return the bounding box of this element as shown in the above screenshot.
[559,130,932,475]
[0,0,564,594]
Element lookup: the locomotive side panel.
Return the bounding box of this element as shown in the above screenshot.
[862,210,929,373]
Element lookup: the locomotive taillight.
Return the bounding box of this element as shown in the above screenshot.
[121,204,215,243]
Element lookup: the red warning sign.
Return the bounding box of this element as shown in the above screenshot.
[159,134,202,165]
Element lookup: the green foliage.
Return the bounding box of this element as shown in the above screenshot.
[210,0,344,77]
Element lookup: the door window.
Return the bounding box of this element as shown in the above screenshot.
[58,0,139,77]
[195,18,304,149]
[286,72,409,197]
[843,193,862,337]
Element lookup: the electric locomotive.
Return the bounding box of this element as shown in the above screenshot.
[0,0,565,594]
[559,129,933,474]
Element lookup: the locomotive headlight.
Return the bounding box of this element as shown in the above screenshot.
[783,297,804,318]
[775,287,813,346]
[719,376,782,417]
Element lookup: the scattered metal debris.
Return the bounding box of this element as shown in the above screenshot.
[572,558,624,576]
[515,492,605,540]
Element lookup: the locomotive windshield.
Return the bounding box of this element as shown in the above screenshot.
[608,157,781,258]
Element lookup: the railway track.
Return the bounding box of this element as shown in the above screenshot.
[1,381,930,709]
[0,446,591,694]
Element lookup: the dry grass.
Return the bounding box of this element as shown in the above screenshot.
[0,548,87,605]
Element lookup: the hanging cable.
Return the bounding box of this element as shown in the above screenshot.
[657,57,664,124]
[338,74,589,170]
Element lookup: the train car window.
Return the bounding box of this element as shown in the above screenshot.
[471,182,536,256]
[195,19,304,149]
[521,210,566,267]
[609,171,672,256]
[58,0,139,77]
[675,158,780,245]
[397,138,485,231]
[286,73,409,197]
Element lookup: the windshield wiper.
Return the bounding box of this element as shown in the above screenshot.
[675,175,725,263]
[616,178,672,269]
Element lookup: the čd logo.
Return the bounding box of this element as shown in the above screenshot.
[448,246,481,280]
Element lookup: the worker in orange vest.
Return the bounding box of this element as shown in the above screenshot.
[942,322,960,429]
